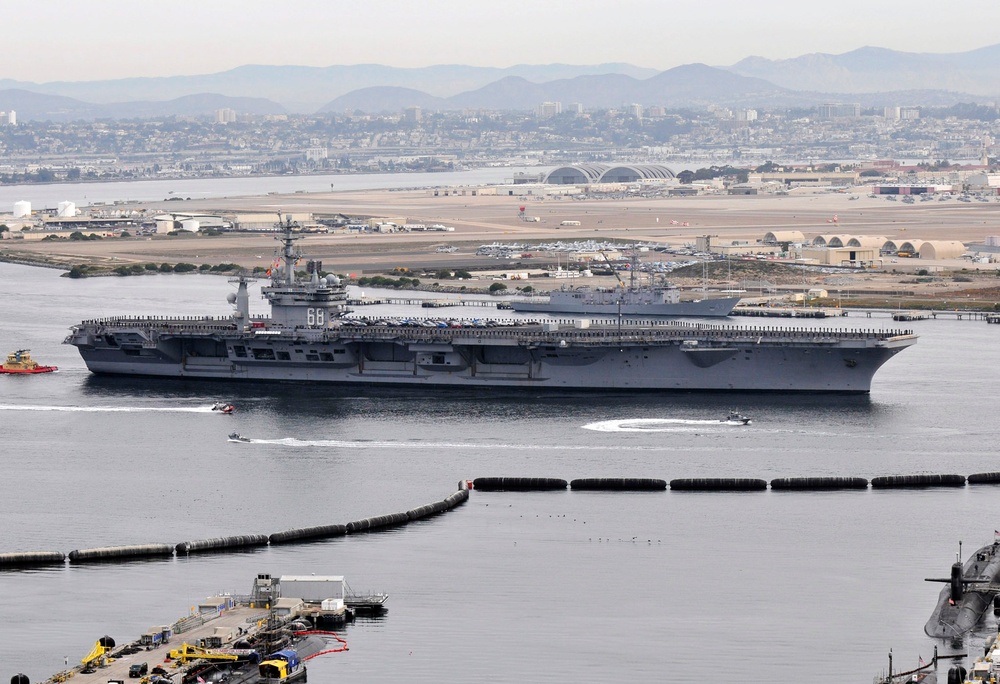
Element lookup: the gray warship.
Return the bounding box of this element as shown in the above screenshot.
[509,285,741,317]
[924,540,1000,638]
[65,220,917,392]
[511,251,740,317]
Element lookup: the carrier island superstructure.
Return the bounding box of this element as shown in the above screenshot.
[65,221,917,393]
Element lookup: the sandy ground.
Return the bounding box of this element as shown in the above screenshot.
[3,189,999,299]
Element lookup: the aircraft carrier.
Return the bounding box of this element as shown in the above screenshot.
[65,221,917,392]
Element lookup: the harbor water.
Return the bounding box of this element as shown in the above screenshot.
[0,166,546,209]
[1,261,999,682]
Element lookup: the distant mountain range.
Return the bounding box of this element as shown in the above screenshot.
[2,46,999,122]
[0,63,660,115]
[727,45,1000,96]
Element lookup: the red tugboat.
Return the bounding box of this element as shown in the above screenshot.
[0,349,58,374]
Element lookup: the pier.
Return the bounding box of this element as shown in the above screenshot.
[48,604,269,683]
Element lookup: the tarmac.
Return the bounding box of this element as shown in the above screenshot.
[3,188,1000,299]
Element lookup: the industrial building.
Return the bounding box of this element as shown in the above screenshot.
[543,164,675,184]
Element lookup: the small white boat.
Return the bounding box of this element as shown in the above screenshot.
[212,402,235,414]
[724,412,752,425]
[228,432,251,443]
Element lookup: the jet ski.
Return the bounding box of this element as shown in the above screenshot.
[228,432,251,443]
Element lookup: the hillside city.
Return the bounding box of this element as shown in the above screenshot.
[0,101,998,185]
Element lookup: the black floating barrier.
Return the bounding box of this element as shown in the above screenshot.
[175,535,269,554]
[68,544,174,563]
[346,512,410,534]
[770,477,869,490]
[570,478,668,491]
[968,472,1000,484]
[444,489,470,507]
[870,474,966,488]
[269,524,347,545]
[669,478,768,491]
[406,501,451,521]
[0,551,65,568]
[473,477,568,491]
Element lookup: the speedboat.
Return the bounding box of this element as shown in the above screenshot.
[228,433,251,443]
[724,412,752,425]
[212,402,235,414]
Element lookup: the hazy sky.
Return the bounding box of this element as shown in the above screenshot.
[9,0,1000,82]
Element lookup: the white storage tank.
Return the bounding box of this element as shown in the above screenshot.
[13,200,30,218]
[321,598,344,611]
[57,201,76,217]
[180,219,200,232]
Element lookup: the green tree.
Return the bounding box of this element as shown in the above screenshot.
[489,282,508,293]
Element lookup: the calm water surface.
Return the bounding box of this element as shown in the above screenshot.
[1,262,998,682]
[0,167,546,209]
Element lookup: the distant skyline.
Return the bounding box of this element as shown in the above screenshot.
[7,0,1000,83]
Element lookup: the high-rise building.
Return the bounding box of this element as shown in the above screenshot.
[404,106,422,123]
[536,101,562,118]
[818,103,861,119]
[736,109,758,122]
[215,108,237,124]
[567,102,584,115]
[626,103,643,120]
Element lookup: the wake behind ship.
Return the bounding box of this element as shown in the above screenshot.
[65,220,917,393]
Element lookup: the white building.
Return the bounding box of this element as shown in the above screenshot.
[536,101,562,118]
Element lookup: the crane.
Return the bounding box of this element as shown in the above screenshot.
[598,251,626,289]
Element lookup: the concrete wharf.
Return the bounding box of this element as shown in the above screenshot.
[45,605,267,684]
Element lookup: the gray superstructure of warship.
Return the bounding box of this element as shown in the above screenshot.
[65,219,917,392]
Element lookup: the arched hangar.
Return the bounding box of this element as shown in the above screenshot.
[543,164,675,184]
[763,231,805,244]
[918,241,966,259]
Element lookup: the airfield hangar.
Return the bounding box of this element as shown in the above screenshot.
[544,164,675,184]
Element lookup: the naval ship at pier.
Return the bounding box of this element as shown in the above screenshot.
[65,220,917,392]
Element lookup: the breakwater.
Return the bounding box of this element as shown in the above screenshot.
[8,472,1000,569]
[473,472,1000,492]
[0,481,469,569]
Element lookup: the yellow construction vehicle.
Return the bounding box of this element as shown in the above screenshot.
[167,642,243,664]
[81,635,116,669]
